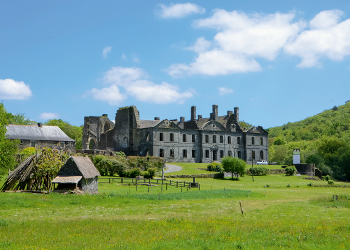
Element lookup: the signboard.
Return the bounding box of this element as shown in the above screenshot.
[293,148,300,164]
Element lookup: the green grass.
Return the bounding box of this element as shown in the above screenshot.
[166,162,285,176]
[1,172,350,249]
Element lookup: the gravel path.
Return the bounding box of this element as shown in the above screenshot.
[163,164,183,173]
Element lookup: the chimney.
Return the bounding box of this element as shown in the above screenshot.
[102,114,108,117]
[198,115,202,120]
[212,104,218,121]
[37,123,43,128]
[234,107,239,123]
[227,111,233,116]
[154,117,160,120]
[191,106,196,121]
[180,117,185,122]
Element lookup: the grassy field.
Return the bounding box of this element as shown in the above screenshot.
[1,164,350,249]
[165,162,285,175]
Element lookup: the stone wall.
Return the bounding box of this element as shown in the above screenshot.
[82,177,99,194]
[18,140,75,152]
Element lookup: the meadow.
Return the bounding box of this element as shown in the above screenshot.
[0,164,350,249]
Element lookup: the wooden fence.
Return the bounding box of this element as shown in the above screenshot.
[99,177,200,190]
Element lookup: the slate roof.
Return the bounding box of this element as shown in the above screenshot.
[139,120,161,128]
[5,124,75,142]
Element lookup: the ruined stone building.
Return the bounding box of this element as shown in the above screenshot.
[82,105,268,164]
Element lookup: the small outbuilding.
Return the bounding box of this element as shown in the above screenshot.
[52,156,100,194]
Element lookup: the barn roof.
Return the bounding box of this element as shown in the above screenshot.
[5,124,75,142]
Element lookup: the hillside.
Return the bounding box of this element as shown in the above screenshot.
[266,101,350,180]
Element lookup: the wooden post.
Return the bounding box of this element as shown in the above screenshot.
[109,178,110,184]
[148,186,149,193]
[176,181,178,188]
[224,187,226,197]
[239,201,244,215]
[170,180,172,185]
[136,184,137,191]
[157,179,159,184]
[121,178,123,184]
[181,187,182,192]
[251,156,254,182]
[166,183,168,190]
[199,184,200,191]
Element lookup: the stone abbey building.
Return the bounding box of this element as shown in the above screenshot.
[82,105,268,164]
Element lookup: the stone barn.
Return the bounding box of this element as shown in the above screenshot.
[52,156,100,194]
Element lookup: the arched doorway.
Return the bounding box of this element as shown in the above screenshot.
[89,138,97,149]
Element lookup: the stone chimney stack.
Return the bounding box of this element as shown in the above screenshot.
[198,115,202,120]
[154,117,160,120]
[234,107,239,123]
[212,104,218,121]
[180,117,185,122]
[37,123,43,128]
[191,106,196,121]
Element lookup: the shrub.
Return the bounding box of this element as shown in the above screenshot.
[143,168,156,179]
[328,180,334,185]
[214,172,225,178]
[248,167,269,176]
[207,162,224,172]
[124,168,141,178]
[285,166,296,176]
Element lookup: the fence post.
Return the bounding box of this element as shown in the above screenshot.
[109,178,110,184]
[199,184,200,191]
[166,183,168,190]
[176,181,178,188]
[162,179,164,185]
[184,181,185,187]
[121,178,123,184]
[170,180,172,185]
[148,186,149,193]
[181,187,182,192]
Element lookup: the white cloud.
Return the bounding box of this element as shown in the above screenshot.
[91,67,194,105]
[0,79,32,100]
[186,37,211,53]
[121,53,127,60]
[132,55,140,63]
[218,87,233,96]
[158,3,205,19]
[284,10,350,68]
[40,113,59,120]
[91,85,127,105]
[168,10,303,76]
[102,46,112,58]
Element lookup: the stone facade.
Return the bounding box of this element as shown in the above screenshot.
[82,105,268,164]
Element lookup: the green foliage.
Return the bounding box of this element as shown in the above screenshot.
[34,147,70,190]
[248,167,269,176]
[221,157,246,179]
[207,162,224,172]
[239,120,252,129]
[20,147,36,157]
[44,119,83,150]
[0,103,19,175]
[285,166,296,176]
[5,112,36,125]
[143,168,156,179]
[328,180,334,185]
[124,168,141,178]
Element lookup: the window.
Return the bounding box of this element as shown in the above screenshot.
[170,133,174,142]
[260,150,264,159]
[260,137,263,145]
[192,134,195,143]
[20,140,23,145]
[220,136,223,143]
[31,141,36,147]
[183,134,186,142]
[205,150,209,158]
[159,149,164,157]
[238,151,241,159]
[252,137,255,145]
[170,149,174,158]
[192,150,196,158]
[183,149,187,158]
[228,136,231,144]
[228,151,232,157]
[160,133,163,141]
[220,150,224,158]
[213,135,216,143]
[237,137,240,144]
[252,151,255,160]
[205,135,209,143]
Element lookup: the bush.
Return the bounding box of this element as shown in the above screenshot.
[248,167,269,176]
[285,166,296,176]
[143,168,156,179]
[214,172,225,178]
[124,168,141,178]
[328,180,334,185]
[322,175,331,181]
[207,162,224,172]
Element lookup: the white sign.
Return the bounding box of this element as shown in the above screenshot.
[293,155,300,164]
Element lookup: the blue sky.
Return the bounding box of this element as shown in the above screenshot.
[1,0,350,128]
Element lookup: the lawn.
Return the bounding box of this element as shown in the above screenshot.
[1,169,350,249]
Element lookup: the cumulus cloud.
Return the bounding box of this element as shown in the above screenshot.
[121,53,127,60]
[40,113,59,120]
[0,79,32,100]
[102,46,112,58]
[158,3,205,19]
[91,67,194,105]
[218,87,233,96]
[168,10,304,76]
[285,10,350,68]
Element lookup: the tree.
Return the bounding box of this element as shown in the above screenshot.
[0,103,19,175]
[221,156,246,179]
[6,112,36,125]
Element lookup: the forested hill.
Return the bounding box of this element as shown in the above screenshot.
[268,101,350,142]
[266,101,350,180]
